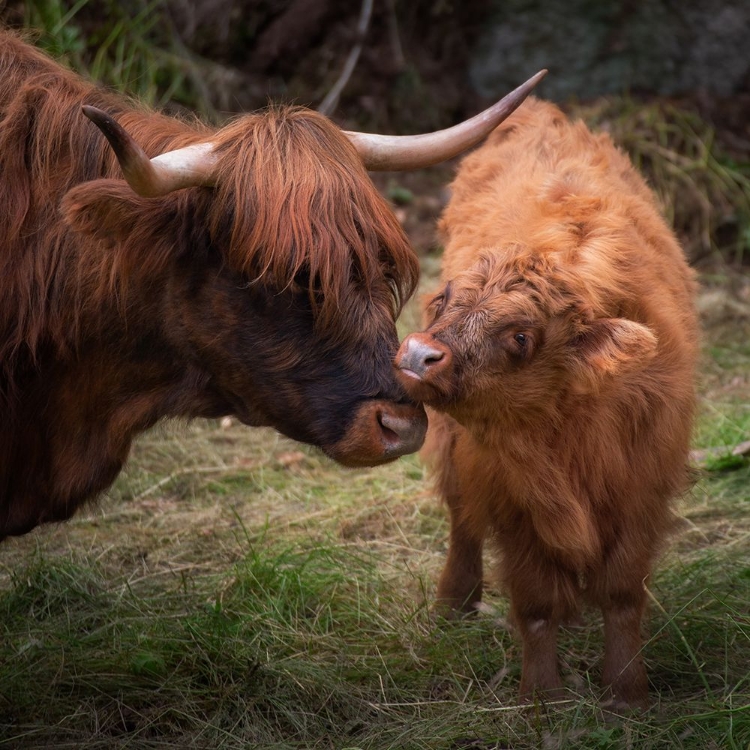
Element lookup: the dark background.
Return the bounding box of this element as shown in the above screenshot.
[3,0,750,264]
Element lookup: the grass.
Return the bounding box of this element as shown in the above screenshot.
[1,281,749,748]
[9,0,220,118]
[576,98,750,265]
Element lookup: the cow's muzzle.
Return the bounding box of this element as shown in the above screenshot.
[326,400,427,467]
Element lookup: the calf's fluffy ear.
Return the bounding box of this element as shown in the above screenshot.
[570,317,657,392]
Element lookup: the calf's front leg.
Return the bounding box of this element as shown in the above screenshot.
[436,490,485,615]
[504,545,582,700]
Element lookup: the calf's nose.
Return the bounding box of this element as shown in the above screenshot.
[395,333,451,380]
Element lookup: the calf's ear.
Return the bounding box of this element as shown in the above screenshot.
[570,318,657,392]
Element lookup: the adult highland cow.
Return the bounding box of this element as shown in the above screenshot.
[0,30,544,539]
[395,98,699,708]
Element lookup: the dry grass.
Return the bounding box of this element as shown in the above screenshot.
[575,98,750,266]
[1,280,749,749]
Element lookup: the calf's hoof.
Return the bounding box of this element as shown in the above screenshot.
[601,689,649,713]
[432,597,480,620]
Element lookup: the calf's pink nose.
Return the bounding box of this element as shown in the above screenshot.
[395,333,450,379]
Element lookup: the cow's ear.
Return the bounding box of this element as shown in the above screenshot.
[61,179,174,243]
[570,317,657,392]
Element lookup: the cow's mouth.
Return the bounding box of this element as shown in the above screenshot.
[325,399,427,467]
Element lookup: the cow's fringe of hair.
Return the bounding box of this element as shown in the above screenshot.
[0,29,418,390]
[209,106,418,332]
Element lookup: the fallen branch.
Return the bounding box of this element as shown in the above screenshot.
[690,439,750,466]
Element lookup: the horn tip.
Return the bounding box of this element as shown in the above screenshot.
[81,105,125,142]
[524,69,548,91]
[81,104,109,125]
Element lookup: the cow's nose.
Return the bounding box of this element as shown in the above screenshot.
[395,333,451,380]
[377,404,427,457]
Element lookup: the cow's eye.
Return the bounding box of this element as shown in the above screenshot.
[514,332,528,346]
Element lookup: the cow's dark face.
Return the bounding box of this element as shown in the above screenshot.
[395,252,657,429]
[62,108,428,466]
[167,250,426,466]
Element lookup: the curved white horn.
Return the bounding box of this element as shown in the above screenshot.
[345,69,547,171]
[82,106,218,197]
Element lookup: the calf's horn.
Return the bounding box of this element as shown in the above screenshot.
[345,69,547,171]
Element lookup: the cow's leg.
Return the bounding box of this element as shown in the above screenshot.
[436,488,485,615]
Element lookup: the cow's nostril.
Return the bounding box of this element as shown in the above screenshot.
[424,351,444,365]
[378,407,427,455]
[377,411,400,441]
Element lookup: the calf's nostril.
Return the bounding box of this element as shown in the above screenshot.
[396,335,448,378]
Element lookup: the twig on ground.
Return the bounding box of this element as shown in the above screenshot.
[690,439,750,466]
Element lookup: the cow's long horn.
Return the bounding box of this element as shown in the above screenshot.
[345,70,547,171]
[82,105,218,197]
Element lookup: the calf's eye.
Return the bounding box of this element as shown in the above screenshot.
[514,333,528,346]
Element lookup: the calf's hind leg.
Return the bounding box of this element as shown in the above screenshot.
[601,591,648,709]
[590,548,651,709]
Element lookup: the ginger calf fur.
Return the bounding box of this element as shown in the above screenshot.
[395,98,699,709]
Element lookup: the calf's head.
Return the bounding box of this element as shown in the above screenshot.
[395,252,658,426]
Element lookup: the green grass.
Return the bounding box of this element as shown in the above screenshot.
[10,0,219,118]
[1,305,749,748]
[1,515,748,747]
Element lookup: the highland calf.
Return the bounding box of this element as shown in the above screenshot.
[395,98,699,708]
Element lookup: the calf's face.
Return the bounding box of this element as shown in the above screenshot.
[394,253,658,425]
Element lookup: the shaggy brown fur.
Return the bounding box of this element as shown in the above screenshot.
[0,32,416,369]
[0,30,424,538]
[395,98,699,708]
